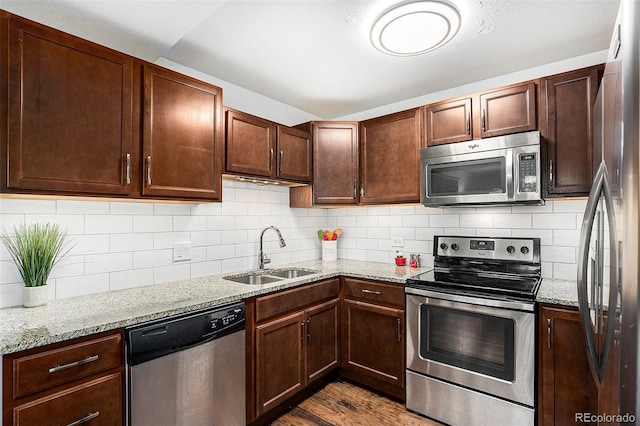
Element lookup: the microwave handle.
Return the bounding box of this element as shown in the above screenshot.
[506,149,514,199]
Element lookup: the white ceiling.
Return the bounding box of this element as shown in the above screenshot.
[1,0,620,120]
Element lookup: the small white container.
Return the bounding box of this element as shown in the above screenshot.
[23,286,48,308]
[322,240,337,261]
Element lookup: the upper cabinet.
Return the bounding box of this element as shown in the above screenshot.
[359,108,422,204]
[142,64,223,200]
[423,81,537,146]
[541,65,602,197]
[311,122,359,205]
[3,12,136,196]
[1,12,224,201]
[225,108,311,183]
[423,98,472,146]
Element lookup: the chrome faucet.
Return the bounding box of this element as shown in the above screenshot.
[259,226,286,269]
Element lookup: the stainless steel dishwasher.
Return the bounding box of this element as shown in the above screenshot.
[125,302,246,426]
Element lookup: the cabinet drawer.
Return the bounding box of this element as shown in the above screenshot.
[13,333,123,399]
[13,372,123,426]
[255,278,339,322]
[342,278,404,307]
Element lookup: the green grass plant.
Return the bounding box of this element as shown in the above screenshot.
[1,223,74,287]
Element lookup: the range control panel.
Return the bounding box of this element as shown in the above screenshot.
[435,236,540,263]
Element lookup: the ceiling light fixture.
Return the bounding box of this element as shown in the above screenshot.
[370,0,461,56]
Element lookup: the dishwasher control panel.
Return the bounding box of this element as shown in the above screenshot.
[207,305,245,335]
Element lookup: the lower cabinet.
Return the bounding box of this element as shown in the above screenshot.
[538,304,598,425]
[340,277,405,400]
[247,278,340,422]
[2,330,125,426]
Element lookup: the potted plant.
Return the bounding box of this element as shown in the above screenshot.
[1,223,73,307]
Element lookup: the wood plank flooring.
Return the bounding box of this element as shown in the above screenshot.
[268,380,443,426]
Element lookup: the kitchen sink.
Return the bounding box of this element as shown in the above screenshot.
[268,268,317,279]
[223,268,318,285]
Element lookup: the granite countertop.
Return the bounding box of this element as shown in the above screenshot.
[0,258,582,356]
[536,278,579,307]
[0,259,430,355]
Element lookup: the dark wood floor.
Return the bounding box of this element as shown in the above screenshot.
[268,380,443,426]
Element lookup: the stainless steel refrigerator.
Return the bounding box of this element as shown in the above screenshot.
[577,0,639,423]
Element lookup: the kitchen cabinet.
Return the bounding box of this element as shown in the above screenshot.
[225,109,311,183]
[359,108,422,204]
[2,330,125,426]
[423,81,537,146]
[541,65,602,197]
[2,12,137,196]
[308,122,359,205]
[340,277,405,400]
[142,64,223,200]
[246,278,340,422]
[538,305,598,425]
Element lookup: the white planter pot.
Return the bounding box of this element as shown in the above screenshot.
[23,286,48,308]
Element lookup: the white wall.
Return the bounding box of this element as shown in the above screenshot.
[0,180,585,308]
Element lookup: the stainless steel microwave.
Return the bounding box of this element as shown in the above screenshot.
[420,131,543,207]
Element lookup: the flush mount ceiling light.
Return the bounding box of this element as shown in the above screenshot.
[370,0,461,56]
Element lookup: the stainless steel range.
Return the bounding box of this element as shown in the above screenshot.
[405,235,541,426]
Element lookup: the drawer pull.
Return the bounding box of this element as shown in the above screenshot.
[361,289,381,295]
[48,355,99,374]
[67,411,100,426]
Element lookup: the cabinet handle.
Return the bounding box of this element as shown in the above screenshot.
[279,151,283,173]
[146,156,152,186]
[67,411,100,426]
[353,179,357,199]
[397,318,402,342]
[307,318,311,341]
[481,109,486,131]
[466,112,471,135]
[301,321,305,340]
[270,149,274,171]
[361,289,381,295]
[360,180,364,198]
[547,318,552,348]
[125,153,131,185]
[549,159,553,186]
[48,355,99,374]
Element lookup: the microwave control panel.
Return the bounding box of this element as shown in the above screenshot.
[518,153,538,193]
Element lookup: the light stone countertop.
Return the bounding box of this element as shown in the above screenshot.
[536,278,579,307]
[0,259,430,355]
[0,259,582,356]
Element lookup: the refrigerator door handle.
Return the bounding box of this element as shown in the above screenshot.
[577,161,619,384]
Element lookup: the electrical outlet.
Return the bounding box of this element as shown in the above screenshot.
[391,238,404,248]
[173,242,192,262]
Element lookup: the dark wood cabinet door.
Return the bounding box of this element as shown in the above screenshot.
[305,298,339,385]
[542,66,600,197]
[360,109,421,204]
[312,122,359,204]
[5,14,134,195]
[225,109,276,178]
[538,305,598,426]
[340,298,404,398]
[255,311,305,417]
[142,64,222,200]
[277,125,312,183]
[424,97,472,146]
[480,82,537,138]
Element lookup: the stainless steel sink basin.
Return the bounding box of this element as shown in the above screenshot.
[227,274,283,285]
[223,268,318,285]
[268,268,317,279]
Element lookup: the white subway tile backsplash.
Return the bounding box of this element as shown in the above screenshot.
[25,214,85,234]
[0,181,585,308]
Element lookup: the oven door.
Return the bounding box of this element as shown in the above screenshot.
[406,289,535,407]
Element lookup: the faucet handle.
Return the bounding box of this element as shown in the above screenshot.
[263,253,271,265]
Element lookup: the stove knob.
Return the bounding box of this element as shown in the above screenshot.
[521,246,530,254]
[439,243,448,250]
[451,243,459,251]
[507,245,515,254]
